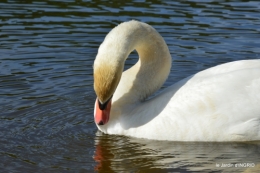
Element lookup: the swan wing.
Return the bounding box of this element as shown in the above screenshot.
[128,60,260,141]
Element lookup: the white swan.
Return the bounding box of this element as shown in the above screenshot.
[93,20,260,141]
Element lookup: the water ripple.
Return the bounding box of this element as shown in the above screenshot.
[0,0,260,172]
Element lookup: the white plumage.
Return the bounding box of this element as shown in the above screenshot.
[93,20,260,141]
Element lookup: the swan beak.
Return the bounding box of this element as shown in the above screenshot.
[94,98,112,125]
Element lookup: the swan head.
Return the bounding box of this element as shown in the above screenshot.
[93,58,124,125]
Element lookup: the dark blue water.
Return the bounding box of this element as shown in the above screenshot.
[0,0,260,172]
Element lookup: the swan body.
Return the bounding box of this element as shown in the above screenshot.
[93,20,260,141]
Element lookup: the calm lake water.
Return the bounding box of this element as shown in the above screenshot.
[1,0,260,172]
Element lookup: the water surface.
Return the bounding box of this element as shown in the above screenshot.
[0,0,260,172]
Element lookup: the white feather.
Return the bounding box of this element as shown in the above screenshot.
[94,21,260,141]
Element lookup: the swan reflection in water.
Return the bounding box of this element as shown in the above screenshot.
[93,131,260,172]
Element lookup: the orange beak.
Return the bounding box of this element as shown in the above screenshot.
[94,98,112,125]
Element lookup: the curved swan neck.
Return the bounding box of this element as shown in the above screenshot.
[94,20,172,104]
